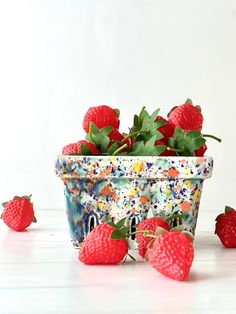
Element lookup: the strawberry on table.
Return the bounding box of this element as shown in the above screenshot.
[82,105,120,133]
[1,195,36,231]
[147,229,194,281]
[215,206,236,248]
[79,223,128,265]
[62,140,99,155]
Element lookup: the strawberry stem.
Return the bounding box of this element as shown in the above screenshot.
[89,124,95,143]
[122,130,149,143]
[202,134,222,142]
[167,147,184,152]
[112,144,128,156]
[127,230,156,238]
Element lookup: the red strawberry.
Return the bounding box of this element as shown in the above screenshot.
[168,99,203,132]
[155,116,174,144]
[136,217,170,258]
[147,231,194,281]
[62,140,98,155]
[79,223,128,265]
[108,128,131,151]
[215,206,236,248]
[155,140,176,156]
[195,144,207,157]
[1,195,36,231]
[82,105,120,133]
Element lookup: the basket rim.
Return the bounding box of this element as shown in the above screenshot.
[55,155,213,180]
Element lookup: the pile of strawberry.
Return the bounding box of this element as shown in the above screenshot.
[79,215,194,281]
[62,99,221,157]
[79,205,236,281]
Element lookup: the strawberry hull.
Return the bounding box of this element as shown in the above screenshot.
[55,156,213,248]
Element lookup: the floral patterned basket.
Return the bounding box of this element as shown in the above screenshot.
[55,155,213,248]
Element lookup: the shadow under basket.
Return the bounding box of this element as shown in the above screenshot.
[55,155,213,248]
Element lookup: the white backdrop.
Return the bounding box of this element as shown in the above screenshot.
[0,0,235,211]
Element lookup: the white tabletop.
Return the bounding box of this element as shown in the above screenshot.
[0,209,236,314]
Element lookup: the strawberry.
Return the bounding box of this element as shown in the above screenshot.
[195,144,207,157]
[62,140,98,155]
[168,99,203,132]
[82,105,120,133]
[1,195,36,231]
[215,206,236,248]
[79,223,128,265]
[155,116,174,144]
[136,217,170,258]
[147,230,194,281]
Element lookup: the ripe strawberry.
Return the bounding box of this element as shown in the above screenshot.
[1,195,36,231]
[62,140,98,155]
[215,206,236,248]
[168,99,203,132]
[147,231,194,281]
[136,217,170,258]
[195,144,207,157]
[82,105,120,133]
[155,116,174,144]
[79,223,128,265]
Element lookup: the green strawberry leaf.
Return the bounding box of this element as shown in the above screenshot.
[115,217,126,229]
[225,206,235,214]
[119,226,129,235]
[107,221,116,228]
[128,136,166,156]
[185,98,193,105]
[133,114,139,127]
[111,229,126,240]
[186,130,201,138]
[86,123,113,153]
[167,127,206,156]
[140,108,163,141]
[80,144,92,155]
[107,143,119,155]
[193,137,206,149]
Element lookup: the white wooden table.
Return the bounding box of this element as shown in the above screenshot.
[1,209,236,314]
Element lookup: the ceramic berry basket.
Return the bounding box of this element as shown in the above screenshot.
[55,155,213,248]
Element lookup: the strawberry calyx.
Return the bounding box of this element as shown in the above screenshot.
[2,194,32,208]
[215,205,235,221]
[86,123,113,153]
[167,127,222,156]
[185,98,193,105]
[113,108,120,118]
[109,212,189,241]
[225,206,235,214]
